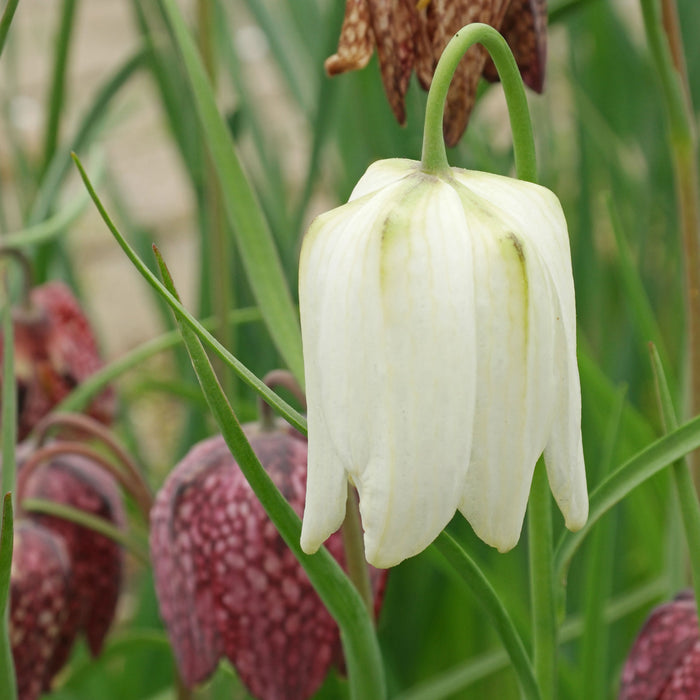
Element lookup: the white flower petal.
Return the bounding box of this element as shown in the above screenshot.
[300,175,478,567]
[299,161,588,565]
[453,170,588,535]
[449,180,555,550]
[350,158,419,201]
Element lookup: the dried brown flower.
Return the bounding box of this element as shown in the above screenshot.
[326,0,547,146]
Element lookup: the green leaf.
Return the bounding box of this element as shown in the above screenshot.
[152,245,386,700]
[649,344,700,606]
[159,0,305,383]
[555,412,700,581]
[21,498,149,565]
[432,531,540,700]
[70,153,306,435]
[0,495,16,700]
[55,307,261,414]
[0,0,19,60]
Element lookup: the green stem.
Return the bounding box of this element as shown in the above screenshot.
[1,306,16,500]
[0,0,20,60]
[341,486,374,618]
[153,248,386,699]
[650,344,700,605]
[528,462,556,699]
[55,308,260,415]
[421,22,536,182]
[42,0,79,174]
[0,496,16,700]
[71,154,306,434]
[433,531,540,700]
[639,0,700,489]
[21,498,149,565]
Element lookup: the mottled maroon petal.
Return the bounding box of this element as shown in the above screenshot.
[620,592,700,699]
[1,281,115,440]
[21,450,125,675]
[10,522,72,700]
[151,431,387,700]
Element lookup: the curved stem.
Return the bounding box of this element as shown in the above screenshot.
[640,0,700,489]
[32,413,153,518]
[258,370,306,431]
[421,22,536,182]
[16,442,151,522]
[0,247,34,311]
[528,462,556,698]
[433,531,541,700]
[342,485,375,619]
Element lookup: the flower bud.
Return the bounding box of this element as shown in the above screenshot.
[1,281,115,440]
[150,428,387,699]
[619,591,700,699]
[8,441,126,697]
[10,522,72,700]
[299,158,588,568]
[20,446,126,675]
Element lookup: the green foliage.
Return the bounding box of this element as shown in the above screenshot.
[0,0,699,698]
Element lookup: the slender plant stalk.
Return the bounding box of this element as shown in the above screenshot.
[421,21,552,695]
[650,344,700,606]
[528,462,556,699]
[21,498,149,564]
[55,308,260,415]
[0,496,16,700]
[0,0,20,60]
[42,0,79,174]
[1,306,16,499]
[152,246,386,699]
[433,532,540,700]
[555,413,700,582]
[0,301,17,699]
[341,486,375,618]
[420,22,536,181]
[71,154,307,434]
[639,0,700,489]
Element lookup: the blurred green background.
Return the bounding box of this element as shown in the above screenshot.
[1,0,699,697]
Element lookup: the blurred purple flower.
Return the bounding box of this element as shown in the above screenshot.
[8,443,126,700]
[150,428,387,700]
[619,590,700,699]
[1,281,115,440]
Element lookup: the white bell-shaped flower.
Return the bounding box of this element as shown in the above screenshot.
[299,158,588,569]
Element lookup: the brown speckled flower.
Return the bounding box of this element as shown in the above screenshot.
[326,0,547,146]
[619,590,700,699]
[150,427,387,700]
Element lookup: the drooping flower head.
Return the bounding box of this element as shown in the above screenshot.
[326,0,547,145]
[8,436,126,700]
[1,280,115,440]
[299,157,587,568]
[150,427,387,699]
[619,591,700,699]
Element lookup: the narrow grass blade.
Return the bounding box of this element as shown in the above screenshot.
[21,498,149,565]
[71,153,306,434]
[555,413,700,581]
[0,494,16,699]
[649,344,700,606]
[159,0,304,383]
[0,0,19,59]
[432,531,540,700]
[152,246,386,700]
[55,307,260,414]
